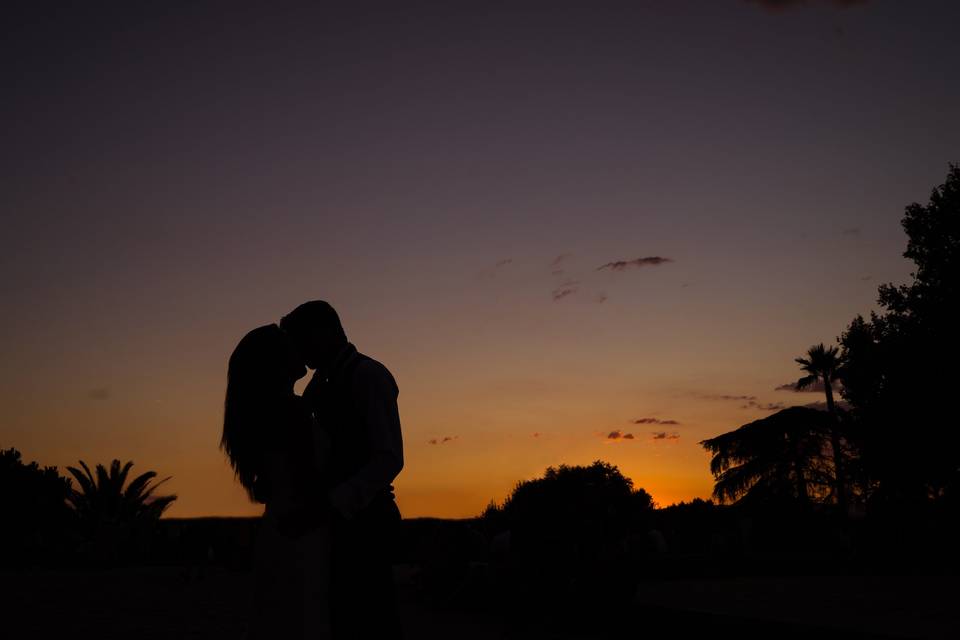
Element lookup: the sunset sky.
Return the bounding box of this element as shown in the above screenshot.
[3,1,958,518]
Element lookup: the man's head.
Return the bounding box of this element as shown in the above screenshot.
[279,300,348,370]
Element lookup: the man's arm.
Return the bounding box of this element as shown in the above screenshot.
[328,360,404,519]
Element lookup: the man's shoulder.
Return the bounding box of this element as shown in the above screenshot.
[352,352,397,390]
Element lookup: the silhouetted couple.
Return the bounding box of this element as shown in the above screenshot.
[222,301,404,639]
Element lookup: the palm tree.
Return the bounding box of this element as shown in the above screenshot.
[66,459,177,559]
[700,407,833,505]
[795,343,843,413]
[795,343,848,511]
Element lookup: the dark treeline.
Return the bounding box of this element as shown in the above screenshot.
[0,448,177,567]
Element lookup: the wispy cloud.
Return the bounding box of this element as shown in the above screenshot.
[774,379,840,393]
[742,400,785,411]
[428,436,458,445]
[633,417,680,425]
[651,431,680,441]
[697,393,782,411]
[597,256,673,272]
[88,387,110,400]
[700,393,757,402]
[552,286,578,301]
[606,429,635,441]
[551,253,572,267]
[495,258,513,268]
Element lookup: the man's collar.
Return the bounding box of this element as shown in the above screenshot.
[326,342,357,381]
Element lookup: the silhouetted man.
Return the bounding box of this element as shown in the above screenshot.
[280,301,404,639]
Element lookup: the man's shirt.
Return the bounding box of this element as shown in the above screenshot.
[304,343,404,519]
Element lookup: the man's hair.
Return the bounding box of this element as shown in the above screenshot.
[280,300,347,343]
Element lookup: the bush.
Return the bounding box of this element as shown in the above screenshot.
[486,461,654,615]
[0,448,74,567]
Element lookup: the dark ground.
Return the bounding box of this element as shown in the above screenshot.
[1,567,956,639]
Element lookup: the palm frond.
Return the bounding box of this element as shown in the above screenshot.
[123,470,158,503]
[143,494,178,519]
[66,465,94,496]
[78,460,96,486]
[137,475,172,506]
[95,463,110,493]
[66,459,177,527]
[114,460,134,495]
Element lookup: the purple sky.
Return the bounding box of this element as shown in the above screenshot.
[2,1,958,516]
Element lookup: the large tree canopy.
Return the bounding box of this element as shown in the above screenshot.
[701,407,836,506]
[841,164,960,503]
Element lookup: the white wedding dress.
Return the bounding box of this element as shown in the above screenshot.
[248,405,332,640]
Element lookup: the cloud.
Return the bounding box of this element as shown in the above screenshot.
[633,417,680,425]
[606,429,637,441]
[744,0,870,11]
[651,431,680,441]
[701,393,757,402]
[774,382,803,392]
[552,286,578,301]
[742,400,785,411]
[775,379,840,393]
[595,292,608,304]
[841,227,861,236]
[597,256,673,272]
[495,258,512,268]
[87,387,110,400]
[697,392,783,411]
[803,399,850,411]
[428,436,458,445]
[551,253,572,267]
[532,432,542,438]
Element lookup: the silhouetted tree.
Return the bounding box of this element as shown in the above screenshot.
[795,343,849,511]
[500,461,650,536]
[701,407,834,505]
[490,461,654,613]
[795,344,843,414]
[0,448,73,566]
[840,164,960,505]
[66,459,177,562]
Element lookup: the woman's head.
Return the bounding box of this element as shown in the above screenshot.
[226,324,306,394]
[221,324,306,501]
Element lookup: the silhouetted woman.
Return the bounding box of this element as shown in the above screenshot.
[222,324,331,639]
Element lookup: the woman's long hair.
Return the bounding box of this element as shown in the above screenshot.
[221,324,296,502]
